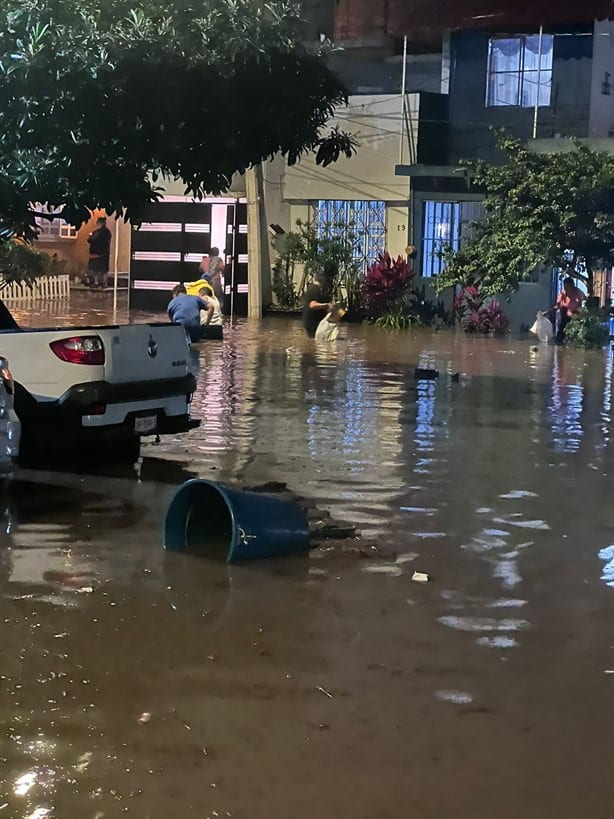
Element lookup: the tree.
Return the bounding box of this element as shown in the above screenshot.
[435,135,614,296]
[0,0,355,242]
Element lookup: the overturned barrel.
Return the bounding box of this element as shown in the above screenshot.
[164,479,310,563]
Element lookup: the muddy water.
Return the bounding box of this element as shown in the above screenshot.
[2,293,614,818]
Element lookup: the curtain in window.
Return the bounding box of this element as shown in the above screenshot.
[486,34,553,108]
[522,34,553,107]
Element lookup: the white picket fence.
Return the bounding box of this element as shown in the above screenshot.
[1,274,70,302]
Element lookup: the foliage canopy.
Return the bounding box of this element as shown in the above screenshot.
[436,135,614,296]
[1,0,352,240]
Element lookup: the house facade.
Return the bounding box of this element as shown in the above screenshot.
[398,17,614,320]
[259,89,445,282]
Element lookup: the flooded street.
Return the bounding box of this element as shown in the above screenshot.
[2,293,614,818]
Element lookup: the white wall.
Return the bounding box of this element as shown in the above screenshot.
[283,94,419,201]
[385,205,411,258]
[501,280,552,333]
[413,275,552,334]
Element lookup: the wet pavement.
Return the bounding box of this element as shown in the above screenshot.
[2,292,614,818]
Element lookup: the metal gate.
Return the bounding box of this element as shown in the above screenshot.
[130,197,248,314]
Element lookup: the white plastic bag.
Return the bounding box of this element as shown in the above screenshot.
[529,311,553,344]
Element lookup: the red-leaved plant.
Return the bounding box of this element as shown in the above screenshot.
[364,253,414,316]
[454,285,509,336]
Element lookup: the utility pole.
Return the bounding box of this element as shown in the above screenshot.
[246,165,271,318]
[532,25,544,140]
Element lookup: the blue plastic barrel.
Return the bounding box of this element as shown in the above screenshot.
[164,479,310,563]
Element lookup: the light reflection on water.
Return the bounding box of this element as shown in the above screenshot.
[548,349,585,453]
[2,293,614,816]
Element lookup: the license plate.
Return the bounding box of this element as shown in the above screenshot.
[134,415,157,434]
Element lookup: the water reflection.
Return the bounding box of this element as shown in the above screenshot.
[548,349,585,453]
[597,545,614,588]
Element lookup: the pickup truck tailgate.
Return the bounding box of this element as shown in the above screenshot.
[97,323,190,384]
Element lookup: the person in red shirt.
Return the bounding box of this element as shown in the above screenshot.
[549,276,584,343]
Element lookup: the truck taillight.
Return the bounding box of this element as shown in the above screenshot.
[50,336,105,365]
[84,403,107,416]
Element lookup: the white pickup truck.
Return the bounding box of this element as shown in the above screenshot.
[0,303,199,460]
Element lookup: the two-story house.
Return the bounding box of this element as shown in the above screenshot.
[397,15,614,316]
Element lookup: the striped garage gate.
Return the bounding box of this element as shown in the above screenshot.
[130,196,248,315]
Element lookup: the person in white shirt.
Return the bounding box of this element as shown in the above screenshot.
[315,304,346,341]
[198,283,224,339]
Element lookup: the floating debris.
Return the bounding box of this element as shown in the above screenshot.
[415,368,439,380]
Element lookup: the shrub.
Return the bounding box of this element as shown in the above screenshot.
[0,240,66,289]
[564,308,610,349]
[454,285,509,336]
[365,252,413,316]
[271,257,298,308]
[374,294,417,329]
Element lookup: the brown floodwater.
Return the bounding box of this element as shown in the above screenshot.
[2,292,614,818]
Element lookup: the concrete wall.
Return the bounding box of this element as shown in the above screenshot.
[501,279,552,332]
[414,274,552,334]
[283,94,418,202]
[260,93,420,291]
[449,28,594,164]
[327,52,442,95]
[589,19,614,137]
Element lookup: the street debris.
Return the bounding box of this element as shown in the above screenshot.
[316,685,333,699]
[412,571,430,583]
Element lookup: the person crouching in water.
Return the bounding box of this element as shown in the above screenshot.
[315,303,346,341]
[198,283,224,340]
[167,284,210,342]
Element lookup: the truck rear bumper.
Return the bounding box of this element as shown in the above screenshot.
[58,373,197,408]
[15,373,200,441]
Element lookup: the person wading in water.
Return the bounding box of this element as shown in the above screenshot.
[548,276,584,344]
[302,273,332,338]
